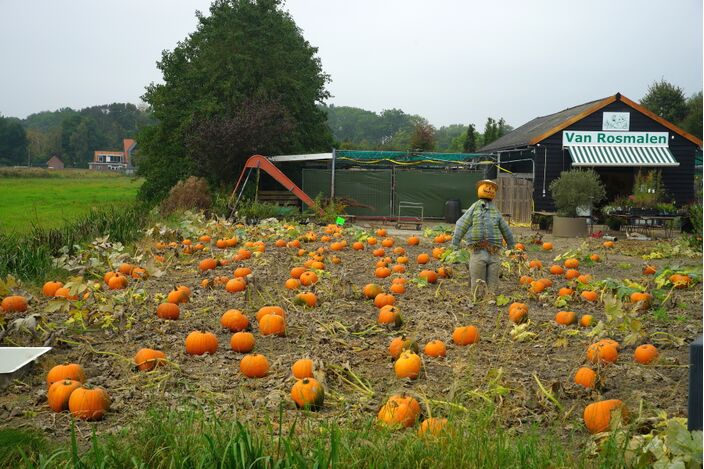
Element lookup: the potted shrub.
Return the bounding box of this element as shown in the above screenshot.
[549,169,606,237]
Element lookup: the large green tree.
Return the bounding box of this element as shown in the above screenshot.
[0,116,28,166]
[681,91,702,139]
[640,79,688,124]
[138,0,332,201]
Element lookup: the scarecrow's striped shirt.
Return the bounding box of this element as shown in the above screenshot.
[451,200,515,249]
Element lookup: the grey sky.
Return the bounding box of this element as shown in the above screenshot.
[0,0,701,129]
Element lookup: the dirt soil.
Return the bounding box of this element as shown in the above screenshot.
[1,222,701,446]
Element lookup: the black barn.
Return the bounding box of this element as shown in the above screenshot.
[480,93,703,212]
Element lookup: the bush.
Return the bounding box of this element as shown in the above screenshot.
[160,176,212,215]
[549,169,606,217]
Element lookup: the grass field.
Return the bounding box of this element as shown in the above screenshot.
[0,169,142,233]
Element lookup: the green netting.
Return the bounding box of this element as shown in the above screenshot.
[302,168,483,218]
[395,170,482,217]
[302,169,393,216]
[335,150,487,164]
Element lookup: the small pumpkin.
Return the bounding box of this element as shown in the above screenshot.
[586,342,618,364]
[134,348,166,371]
[508,302,528,324]
[389,336,419,359]
[452,325,479,346]
[555,311,577,326]
[68,384,110,421]
[580,290,598,302]
[549,265,565,275]
[284,278,300,290]
[377,394,421,428]
[1,295,28,313]
[374,293,396,308]
[579,314,594,327]
[107,274,128,290]
[423,339,447,358]
[407,236,420,246]
[363,283,383,299]
[642,265,657,275]
[629,292,652,306]
[47,379,82,412]
[558,287,574,297]
[294,292,318,307]
[669,274,692,289]
[541,242,553,251]
[574,367,597,389]
[416,253,430,264]
[230,332,255,353]
[292,358,314,379]
[255,306,285,322]
[418,417,448,437]
[564,258,579,269]
[225,278,247,293]
[291,378,325,410]
[633,344,658,365]
[185,331,218,355]
[233,267,252,278]
[220,309,249,331]
[42,281,64,297]
[299,271,318,286]
[583,399,627,434]
[418,270,438,284]
[389,282,406,294]
[198,258,219,272]
[528,259,543,270]
[46,363,85,386]
[377,305,402,328]
[240,353,270,378]
[564,269,580,280]
[258,314,286,336]
[394,351,422,379]
[156,303,180,320]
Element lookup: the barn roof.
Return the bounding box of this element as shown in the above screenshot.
[481,93,702,152]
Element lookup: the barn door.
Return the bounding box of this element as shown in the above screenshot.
[494,176,533,224]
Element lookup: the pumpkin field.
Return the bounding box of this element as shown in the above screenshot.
[1,212,702,467]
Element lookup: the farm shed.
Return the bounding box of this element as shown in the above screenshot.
[480,93,703,212]
[267,150,487,219]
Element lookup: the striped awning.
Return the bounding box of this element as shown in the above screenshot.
[567,146,679,167]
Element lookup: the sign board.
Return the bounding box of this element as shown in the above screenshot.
[563,131,669,147]
[602,112,630,131]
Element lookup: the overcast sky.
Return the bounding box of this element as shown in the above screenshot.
[0,0,701,128]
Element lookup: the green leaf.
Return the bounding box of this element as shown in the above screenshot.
[495,294,511,306]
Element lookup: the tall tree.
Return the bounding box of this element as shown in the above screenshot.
[138,0,333,202]
[463,124,477,152]
[681,91,702,139]
[0,116,28,166]
[409,118,436,152]
[640,79,688,124]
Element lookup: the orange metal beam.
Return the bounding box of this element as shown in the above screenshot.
[233,154,322,213]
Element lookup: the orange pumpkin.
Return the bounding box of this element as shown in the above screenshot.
[549,265,565,275]
[284,278,300,290]
[230,332,255,353]
[389,283,405,294]
[240,353,270,378]
[220,309,249,331]
[558,287,574,297]
[542,242,553,251]
[291,358,314,379]
[375,266,391,278]
[423,340,447,358]
[377,305,402,328]
[185,331,218,355]
[291,377,325,410]
[198,258,218,272]
[157,303,180,320]
[416,253,430,264]
[418,270,438,284]
[418,417,448,437]
[580,290,598,302]
[669,274,692,289]
[407,236,420,246]
[564,258,579,269]
[42,281,64,297]
[295,292,318,307]
[134,348,166,371]
[234,267,252,278]
[586,342,618,364]
[579,315,594,327]
[1,295,28,313]
[377,394,421,428]
[299,271,318,286]
[255,306,285,322]
[389,336,416,360]
[259,314,286,336]
[46,363,85,386]
[583,400,627,434]
[642,265,657,275]
[394,351,422,379]
[68,385,110,421]
[47,379,82,412]
[225,278,247,293]
[528,260,543,270]
[374,293,396,309]
[574,367,597,389]
[633,344,658,364]
[555,311,577,326]
[508,302,528,324]
[452,325,479,345]
[564,269,580,280]
[519,275,533,285]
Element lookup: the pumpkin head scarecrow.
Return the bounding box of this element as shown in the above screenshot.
[451,179,515,295]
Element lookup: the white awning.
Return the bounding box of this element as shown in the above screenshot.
[567,146,679,167]
[269,153,332,162]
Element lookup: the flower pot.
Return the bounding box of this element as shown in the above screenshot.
[552,216,587,238]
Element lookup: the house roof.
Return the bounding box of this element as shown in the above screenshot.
[47,156,63,163]
[480,93,703,152]
[123,138,137,154]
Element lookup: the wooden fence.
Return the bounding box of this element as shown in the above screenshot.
[494,176,533,224]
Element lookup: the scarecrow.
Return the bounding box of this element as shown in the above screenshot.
[451,179,515,294]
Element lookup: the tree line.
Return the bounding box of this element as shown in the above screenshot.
[0,103,154,167]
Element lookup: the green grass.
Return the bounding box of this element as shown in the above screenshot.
[0,172,143,234]
[0,405,635,468]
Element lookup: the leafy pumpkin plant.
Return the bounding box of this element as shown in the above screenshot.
[549,169,606,217]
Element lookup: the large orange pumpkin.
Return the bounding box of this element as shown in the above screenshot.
[394,351,422,379]
[220,309,249,331]
[68,385,110,421]
[583,400,627,434]
[452,325,479,345]
[230,332,255,353]
[46,363,85,386]
[291,378,325,410]
[377,394,421,428]
[185,331,218,355]
[134,348,167,371]
[47,379,82,412]
[240,353,270,378]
